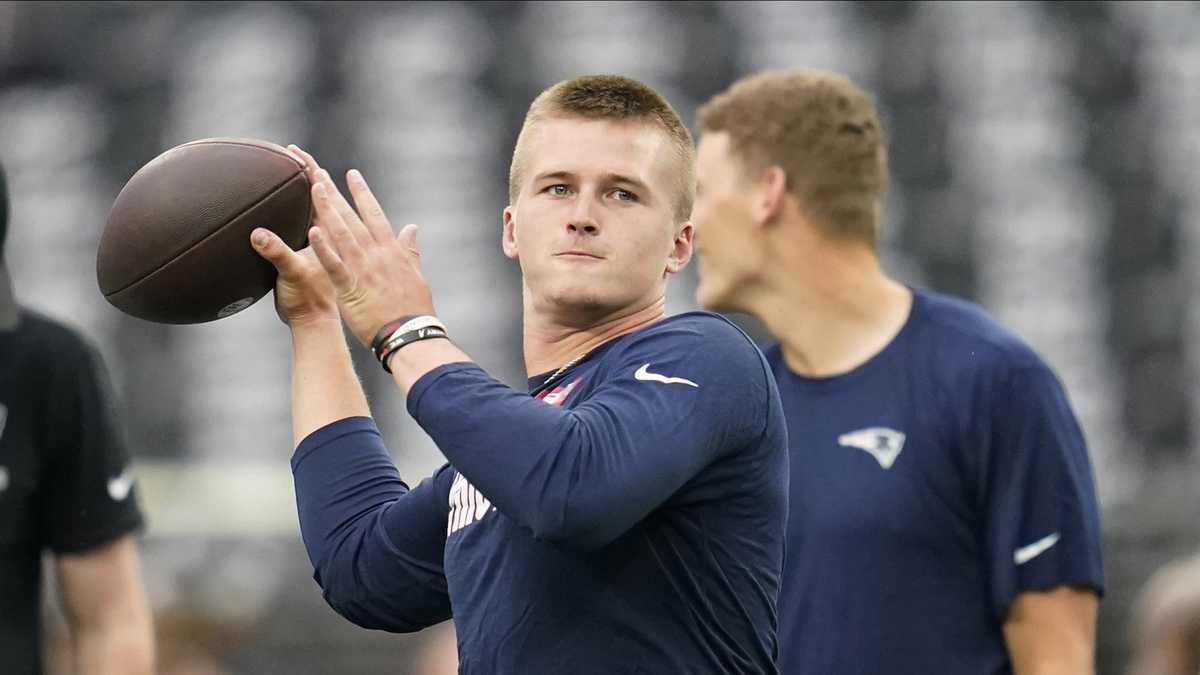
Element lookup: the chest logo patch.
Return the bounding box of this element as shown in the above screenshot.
[447,472,495,536]
[838,427,906,470]
[536,377,583,407]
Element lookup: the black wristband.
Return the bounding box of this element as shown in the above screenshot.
[371,315,422,357]
[378,325,449,374]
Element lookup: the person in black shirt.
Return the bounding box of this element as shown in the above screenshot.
[0,160,154,674]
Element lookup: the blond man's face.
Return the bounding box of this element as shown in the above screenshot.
[692,132,769,313]
[503,117,692,320]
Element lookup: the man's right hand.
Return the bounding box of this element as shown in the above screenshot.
[250,145,348,328]
[251,229,338,328]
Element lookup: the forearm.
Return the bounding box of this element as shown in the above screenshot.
[388,335,472,393]
[72,613,154,675]
[58,537,155,675]
[291,318,371,446]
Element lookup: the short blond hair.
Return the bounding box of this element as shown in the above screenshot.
[509,75,695,224]
[697,69,888,245]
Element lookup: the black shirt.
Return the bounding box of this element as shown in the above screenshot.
[0,309,144,675]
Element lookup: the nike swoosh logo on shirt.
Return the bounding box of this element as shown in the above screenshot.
[107,467,135,502]
[634,364,699,387]
[1014,532,1060,565]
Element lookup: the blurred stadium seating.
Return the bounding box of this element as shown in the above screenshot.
[2,2,1198,672]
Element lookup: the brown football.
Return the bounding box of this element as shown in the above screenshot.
[97,138,311,324]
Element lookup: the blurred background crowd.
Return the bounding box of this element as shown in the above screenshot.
[1,1,1197,673]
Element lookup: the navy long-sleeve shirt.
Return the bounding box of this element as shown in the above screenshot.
[291,312,789,674]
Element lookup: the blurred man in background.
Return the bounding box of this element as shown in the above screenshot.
[253,75,788,674]
[1127,554,1200,675]
[691,68,1105,674]
[0,160,154,674]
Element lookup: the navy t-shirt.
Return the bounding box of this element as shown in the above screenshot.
[291,312,789,674]
[770,289,1104,675]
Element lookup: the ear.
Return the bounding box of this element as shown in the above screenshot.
[665,221,694,276]
[754,165,788,226]
[502,206,519,260]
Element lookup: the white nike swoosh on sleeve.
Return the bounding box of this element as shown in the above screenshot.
[634,363,699,387]
[107,468,135,502]
[1014,532,1061,565]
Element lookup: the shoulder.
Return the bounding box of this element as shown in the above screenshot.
[601,311,775,403]
[619,311,763,358]
[7,308,107,378]
[760,341,784,369]
[12,308,101,358]
[912,289,1051,379]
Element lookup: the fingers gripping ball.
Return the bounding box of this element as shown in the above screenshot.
[97,138,312,324]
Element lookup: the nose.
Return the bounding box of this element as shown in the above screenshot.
[567,219,599,236]
[567,197,601,236]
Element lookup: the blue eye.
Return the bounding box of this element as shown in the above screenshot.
[613,189,637,202]
[545,184,570,196]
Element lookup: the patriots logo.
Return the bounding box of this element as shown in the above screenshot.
[838,427,906,470]
[537,377,582,407]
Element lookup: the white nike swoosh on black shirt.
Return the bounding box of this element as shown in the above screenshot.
[1014,532,1060,565]
[107,467,135,502]
[634,364,699,387]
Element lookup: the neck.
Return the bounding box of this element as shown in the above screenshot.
[745,232,912,378]
[522,293,667,377]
